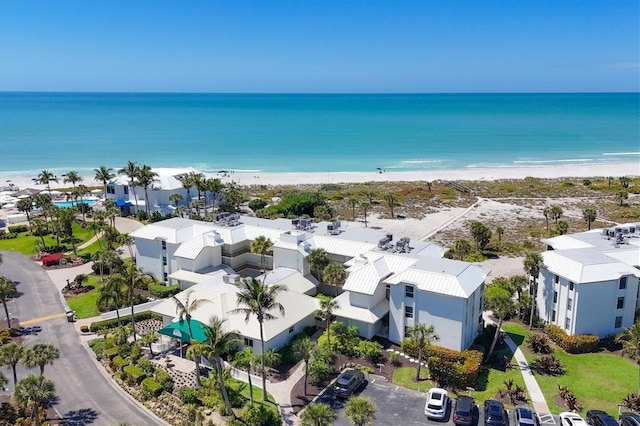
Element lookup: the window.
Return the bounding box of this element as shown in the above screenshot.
[163,272,167,281]
[161,240,166,250]
[385,284,390,300]
[569,282,574,291]
[106,185,115,195]
[123,186,129,195]
[162,256,167,266]
[620,277,627,290]
[244,338,253,347]
[615,316,623,328]
[405,306,413,319]
[567,298,572,311]
[289,326,294,334]
[404,326,411,338]
[617,297,625,309]
[565,317,571,330]
[553,291,558,303]
[554,275,559,284]
[405,286,414,298]
[552,310,556,322]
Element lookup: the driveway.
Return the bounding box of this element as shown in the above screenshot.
[0,251,163,426]
[317,376,560,426]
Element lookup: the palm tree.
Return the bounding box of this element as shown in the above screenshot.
[616,321,640,393]
[301,402,336,426]
[496,226,504,247]
[169,193,183,208]
[523,252,543,330]
[345,396,377,426]
[550,205,563,224]
[206,178,225,212]
[140,331,159,358]
[37,169,58,198]
[556,220,569,235]
[94,165,115,195]
[318,298,339,344]
[506,275,528,319]
[63,171,82,206]
[97,278,127,326]
[172,289,210,387]
[250,235,273,272]
[21,343,60,376]
[360,202,371,227]
[582,208,597,230]
[136,165,158,218]
[308,248,329,281]
[190,317,240,416]
[542,207,551,232]
[56,206,78,255]
[348,198,359,220]
[617,190,629,206]
[194,174,208,216]
[116,234,135,260]
[454,239,472,261]
[232,277,287,401]
[384,194,397,218]
[293,336,316,395]
[31,217,48,250]
[232,348,258,407]
[12,374,55,426]
[323,263,346,296]
[16,198,34,229]
[0,342,24,388]
[0,276,17,327]
[108,263,154,341]
[177,172,195,203]
[75,184,89,221]
[485,286,515,361]
[408,323,439,381]
[118,161,140,214]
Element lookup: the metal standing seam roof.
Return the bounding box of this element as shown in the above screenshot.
[541,235,595,250]
[384,261,486,298]
[173,231,224,260]
[343,257,391,295]
[542,250,640,283]
[310,235,378,258]
[332,292,389,324]
[129,218,216,244]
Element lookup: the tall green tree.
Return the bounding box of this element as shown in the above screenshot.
[63,171,82,206]
[0,276,17,327]
[523,252,543,330]
[118,161,140,214]
[323,263,346,296]
[232,348,258,407]
[616,321,640,393]
[408,323,439,381]
[308,248,329,281]
[620,176,632,188]
[206,177,225,212]
[556,220,569,235]
[469,221,492,250]
[21,343,60,376]
[318,298,339,344]
[454,239,472,261]
[617,190,629,206]
[56,207,78,255]
[250,235,273,272]
[136,164,158,218]
[94,165,115,195]
[550,205,563,224]
[496,226,504,247]
[301,402,336,426]
[172,289,210,387]
[345,396,377,426]
[31,217,48,250]
[542,207,551,232]
[169,193,183,208]
[108,264,154,341]
[96,278,127,327]
[177,172,195,202]
[189,317,240,415]
[140,331,159,358]
[0,342,24,388]
[16,198,34,229]
[360,202,371,228]
[12,374,55,426]
[484,286,515,361]
[384,194,397,218]
[37,169,58,198]
[232,277,286,401]
[582,208,597,230]
[348,198,359,220]
[293,336,316,395]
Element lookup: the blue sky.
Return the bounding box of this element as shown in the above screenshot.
[1,0,638,93]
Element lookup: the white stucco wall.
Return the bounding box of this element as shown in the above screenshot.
[273,247,304,273]
[237,313,316,355]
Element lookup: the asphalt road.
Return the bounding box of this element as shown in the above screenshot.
[0,251,162,426]
[318,377,560,426]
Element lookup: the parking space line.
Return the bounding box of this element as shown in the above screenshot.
[20,312,66,325]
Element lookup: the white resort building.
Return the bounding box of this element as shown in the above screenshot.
[130,215,489,353]
[537,224,640,338]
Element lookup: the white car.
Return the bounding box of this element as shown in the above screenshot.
[560,412,588,426]
[425,387,449,420]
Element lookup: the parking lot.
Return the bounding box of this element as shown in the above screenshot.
[316,377,560,426]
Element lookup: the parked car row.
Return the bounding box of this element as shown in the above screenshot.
[560,410,640,426]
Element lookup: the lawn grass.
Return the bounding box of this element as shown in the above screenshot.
[501,321,637,414]
[392,366,432,392]
[227,378,278,412]
[66,274,104,319]
[0,222,96,256]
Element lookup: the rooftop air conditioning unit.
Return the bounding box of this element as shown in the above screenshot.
[223,273,241,284]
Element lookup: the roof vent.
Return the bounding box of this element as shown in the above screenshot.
[223,273,241,284]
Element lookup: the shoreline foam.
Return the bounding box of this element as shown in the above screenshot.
[1,162,638,191]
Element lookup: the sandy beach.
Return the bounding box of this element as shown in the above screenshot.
[1,161,638,190]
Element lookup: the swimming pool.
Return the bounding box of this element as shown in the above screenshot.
[54,199,98,208]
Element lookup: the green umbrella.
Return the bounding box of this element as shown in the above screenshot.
[158,319,207,343]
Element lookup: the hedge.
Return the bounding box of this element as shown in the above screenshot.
[544,324,599,354]
[124,365,147,384]
[155,369,174,392]
[89,311,159,332]
[148,283,181,298]
[112,355,129,369]
[142,377,164,397]
[105,347,120,360]
[8,225,29,233]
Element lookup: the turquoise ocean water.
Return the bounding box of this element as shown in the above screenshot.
[0,92,638,177]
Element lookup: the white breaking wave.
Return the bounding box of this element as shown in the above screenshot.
[602,152,640,156]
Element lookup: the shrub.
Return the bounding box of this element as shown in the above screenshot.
[148,283,181,298]
[124,365,147,383]
[137,358,155,374]
[557,385,582,411]
[179,386,200,404]
[154,368,174,393]
[309,360,332,385]
[357,341,382,362]
[89,311,158,332]
[527,334,553,354]
[426,347,483,388]
[0,232,17,240]
[241,403,281,426]
[105,347,120,360]
[543,325,599,354]
[248,198,268,211]
[8,225,29,233]
[80,325,90,333]
[112,355,129,370]
[389,352,401,366]
[142,377,164,398]
[532,354,564,376]
[623,392,640,412]
[88,338,104,359]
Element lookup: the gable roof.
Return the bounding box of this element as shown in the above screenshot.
[542,249,640,283]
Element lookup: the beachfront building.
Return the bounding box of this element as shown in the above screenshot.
[105,167,197,216]
[536,225,640,337]
[129,215,489,352]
